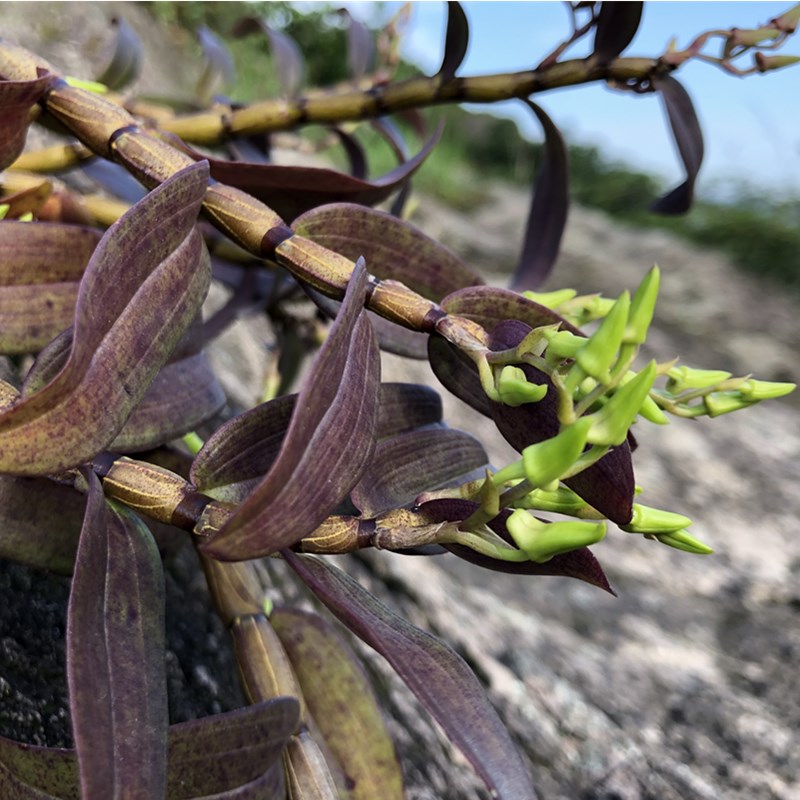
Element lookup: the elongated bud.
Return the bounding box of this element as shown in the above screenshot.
[666,365,731,393]
[506,510,606,563]
[201,558,264,627]
[574,291,630,384]
[755,52,800,72]
[730,26,781,47]
[621,502,693,534]
[497,366,548,406]
[703,391,753,417]
[284,731,341,800]
[623,266,660,345]
[586,361,657,446]
[543,328,584,360]
[522,288,577,308]
[0,204,9,220]
[771,4,800,33]
[521,417,593,488]
[738,378,796,401]
[655,529,713,555]
[619,371,669,424]
[513,485,601,518]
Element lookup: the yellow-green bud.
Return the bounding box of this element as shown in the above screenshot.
[755,52,800,72]
[497,366,548,407]
[506,509,606,563]
[0,204,9,220]
[623,266,660,345]
[543,328,584,360]
[667,366,731,393]
[656,529,713,555]
[575,291,630,384]
[621,502,692,534]
[737,378,796,401]
[522,418,592,488]
[522,288,577,308]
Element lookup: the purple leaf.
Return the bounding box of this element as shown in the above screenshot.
[67,469,167,799]
[196,25,236,103]
[200,259,380,560]
[284,552,537,800]
[351,427,488,517]
[338,8,375,80]
[331,126,368,180]
[437,2,470,81]
[511,101,569,291]
[427,334,492,416]
[96,16,142,90]
[0,161,210,475]
[592,2,644,64]
[232,18,304,97]
[82,158,147,203]
[419,498,614,593]
[650,76,704,215]
[0,71,52,170]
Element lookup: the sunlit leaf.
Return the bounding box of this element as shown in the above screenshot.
[96,17,142,90]
[437,1,470,81]
[592,2,644,63]
[650,76,704,214]
[0,71,52,170]
[201,260,380,560]
[0,161,210,474]
[67,469,167,800]
[284,552,537,800]
[511,101,569,291]
[351,427,487,517]
[272,607,403,800]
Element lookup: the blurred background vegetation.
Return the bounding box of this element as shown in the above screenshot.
[146,1,800,290]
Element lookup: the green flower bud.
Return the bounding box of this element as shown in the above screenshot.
[65,75,109,94]
[655,529,713,555]
[522,417,592,488]
[583,295,616,320]
[0,204,9,220]
[755,52,800,72]
[497,366,548,407]
[737,378,796,401]
[620,371,668,424]
[730,26,781,47]
[18,212,34,222]
[623,266,660,345]
[522,288,577,308]
[621,502,692,534]
[507,510,606,563]
[543,328,584,360]
[667,366,731,393]
[514,485,599,517]
[772,5,800,33]
[575,291,630,384]
[585,361,657,446]
[703,391,754,417]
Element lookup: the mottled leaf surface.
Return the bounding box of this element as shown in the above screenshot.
[437,2,470,81]
[201,260,380,560]
[651,76,704,214]
[272,608,403,800]
[0,161,210,474]
[96,16,142,90]
[351,427,488,517]
[592,2,644,63]
[512,101,569,291]
[67,470,167,800]
[0,72,52,170]
[284,552,537,800]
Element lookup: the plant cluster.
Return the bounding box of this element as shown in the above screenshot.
[0,3,797,798]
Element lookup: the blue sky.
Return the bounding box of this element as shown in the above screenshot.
[339,2,800,199]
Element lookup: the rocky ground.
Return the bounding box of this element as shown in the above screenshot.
[2,4,799,799]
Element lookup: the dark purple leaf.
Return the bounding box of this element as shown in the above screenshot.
[232,18,305,97]
[196,25,236,103]
[200,260,380,560]
[177,123,443,221]
[650,76,704,215]
[368,118,414,216]
[331,126,368,180]
[592,2,644,63]
[284,552,537,800]
[351,427,488,517]
[0,71,52,170]
[427,334,492,416]
[67,469,167,799]
[81,158,147,203]
[96,17,142,90]
[0,161,210,474]
[339,8,374,80]
[0,475,84,574]
[419,498,614,592]
[375,382,443,438]
[437,2,470,81]
[511,101,569,291]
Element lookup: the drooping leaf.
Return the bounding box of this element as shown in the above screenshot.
[96,16,142,90]
[427,335,492,417]
[418,498,614,592]
[272,607,404,800]
[375,382,443,438]
[0,161,210,475]
[284,552,537,800]
[0,475,84,573]
[0,71,52,170]
[200,260,380,560]
[332,126,368,180]
[177,123,443,221]
[592,2,644,64]
[650,76,704,214]
[196,25,236,104]
[81,157,148,203]
[351,427,488,517]
[437,2,470,81]
[339,8,374,80]
[232,18,305,97]
[67,469,168,800]
[369,117,413,217]
[511,101,569,291]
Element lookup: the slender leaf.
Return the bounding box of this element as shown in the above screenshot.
[511,101,569,291]
[232,18,305,97]
[0,72,52,170]
[419,498,614,592]
[375,383,443,438]
[351,427,488,517]
[196,25,236,104]
[437,2,470,81]
[651,76,704,214]
[82,158,147,203]
[339,8,374,80]
[0,475,84,573]
[427,333,492,417]
[0,161,210,474]
[201,260,380,560]
[272,607,404,800]
[284,552,537,800]
[67,469,168,799]
[96,17,142,90]
[332,126,368,180]
[592,2,644,63]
